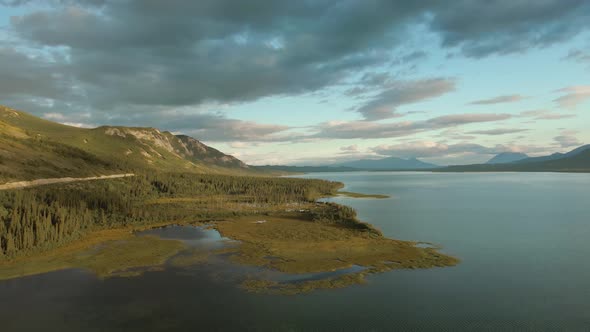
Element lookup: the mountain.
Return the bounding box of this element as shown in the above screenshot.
[173,135,246,169]
[486,152,528,164]
[510,144,590,164]
[254,165,359,173]
[563,144,590,157]
[255,157,439,173]
[513,152,566,164]
[439,144,590,173]
[334,156,438,170]
[0,105,254,182]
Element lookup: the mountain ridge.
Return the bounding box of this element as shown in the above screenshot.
[439,145,590,172]
[0,105,253,181]
[257,156,439,173]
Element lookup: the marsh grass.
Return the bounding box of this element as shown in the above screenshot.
[212,214,459,294]
[0,226,186,280]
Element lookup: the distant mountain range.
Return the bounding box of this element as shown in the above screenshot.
[253,165,360,173]
[257,156,439,173]
[486,152,528,164]
[0,105,259,182]
[333,157,438,170]
[440,144,590,173]
[259,145,590,174]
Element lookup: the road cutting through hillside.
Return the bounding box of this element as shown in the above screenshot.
[0,174,135,190]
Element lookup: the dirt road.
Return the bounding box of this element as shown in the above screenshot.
[0,174,135,190]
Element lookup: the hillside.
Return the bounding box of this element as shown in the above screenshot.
[440,145,590,173]
[0,105,254,181]
[334,156,438,170]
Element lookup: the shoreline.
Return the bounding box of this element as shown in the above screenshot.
[0,207,458,293]
[0,173,457,294]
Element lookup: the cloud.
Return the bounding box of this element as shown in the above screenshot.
[554,86,590,108]
[340,145,359,153]
[435,129,476,140]
[467,128,529,135]
[8,2,381,110]
[0,47,73,100]
[394,50,428,64]
[371,141,513,158]
[229,142,258,149]
[468,94,526,105]
[356,78,455,120]
[0,0,105,5]
[3,0,588,114]
[312,112,511,139]
[22,103,292,142]
[343,72,392,97]
[424,113,511,126]
[0,0,587,156]
[564,49,590,63]
[520,109,576,120]
[430,1,590,57]
[122,111,291,142]
[370,140,550,164]
[554,130,581,148]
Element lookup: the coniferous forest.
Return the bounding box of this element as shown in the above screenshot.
[0,173,346,258]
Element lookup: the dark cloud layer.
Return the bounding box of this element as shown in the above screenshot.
[431,0,590,57]
[1,0,589,141]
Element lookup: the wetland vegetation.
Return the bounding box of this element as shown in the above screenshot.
[0,172,457,293]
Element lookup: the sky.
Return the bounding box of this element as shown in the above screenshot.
[0,0,589,166]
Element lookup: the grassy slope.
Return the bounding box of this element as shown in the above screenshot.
[0,105,264,181]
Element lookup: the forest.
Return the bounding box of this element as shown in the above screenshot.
[0,173,348,258]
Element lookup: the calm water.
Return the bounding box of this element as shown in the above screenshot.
[2,172,590,331]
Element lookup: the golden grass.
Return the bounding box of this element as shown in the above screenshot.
[0,225,186,280]
[241,273,368,295]
[168,248,215,267]
[213,215,458,293]
[0,210,458,295]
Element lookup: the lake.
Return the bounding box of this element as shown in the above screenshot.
[2,172,590,331]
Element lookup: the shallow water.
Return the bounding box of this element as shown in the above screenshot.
[2,172,590,331]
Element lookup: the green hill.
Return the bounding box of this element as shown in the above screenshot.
[0,105,257,181]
